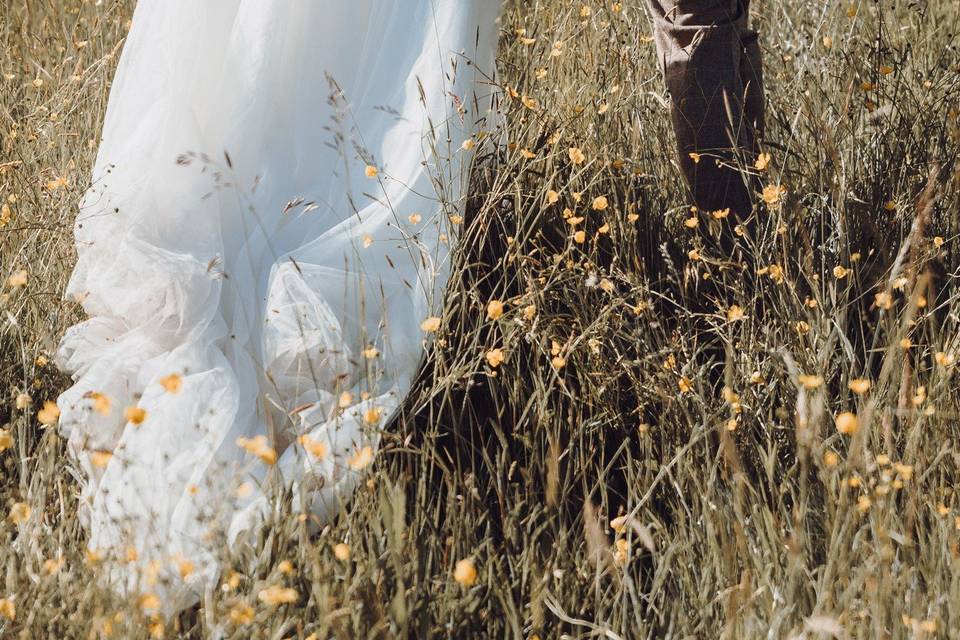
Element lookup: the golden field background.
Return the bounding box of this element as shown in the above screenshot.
[2,0,960,637]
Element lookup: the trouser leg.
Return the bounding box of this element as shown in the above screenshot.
[646,0,764,218]
[644,0,769,405]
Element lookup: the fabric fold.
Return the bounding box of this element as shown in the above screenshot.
[55,0,501,616]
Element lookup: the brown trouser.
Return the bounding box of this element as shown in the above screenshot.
[646,0,765,218]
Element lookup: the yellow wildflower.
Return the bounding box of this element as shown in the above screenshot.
[486,300,504,320]
[257,585,298,606]
[420,316,442,332]
[761,184,786,207]
[236,435,277,465]
[124,406,147,425]
[848,378,871,394]
[5,270,27,289]
[348,445,374,470]
[8,502,30,524]
[159,373,182,393]
[363,408,381,425]
[298,434,328,459]
[835,412,859,435]
[486,348,505,368]
[454,558,477,586]
[229,603,254,625]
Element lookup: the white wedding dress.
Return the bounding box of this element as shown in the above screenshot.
[54,0,500,615]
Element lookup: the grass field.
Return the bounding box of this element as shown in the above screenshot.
[3,0,960,637]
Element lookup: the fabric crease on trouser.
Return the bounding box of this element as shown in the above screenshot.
[646,0,765,218]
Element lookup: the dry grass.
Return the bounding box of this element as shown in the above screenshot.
[3,0,960,638]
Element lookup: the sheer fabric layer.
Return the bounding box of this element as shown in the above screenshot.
[55,0,500,614]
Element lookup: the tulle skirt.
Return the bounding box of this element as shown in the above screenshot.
[54,0,500,614]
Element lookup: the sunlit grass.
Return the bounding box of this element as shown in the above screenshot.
[2,0,960,637]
